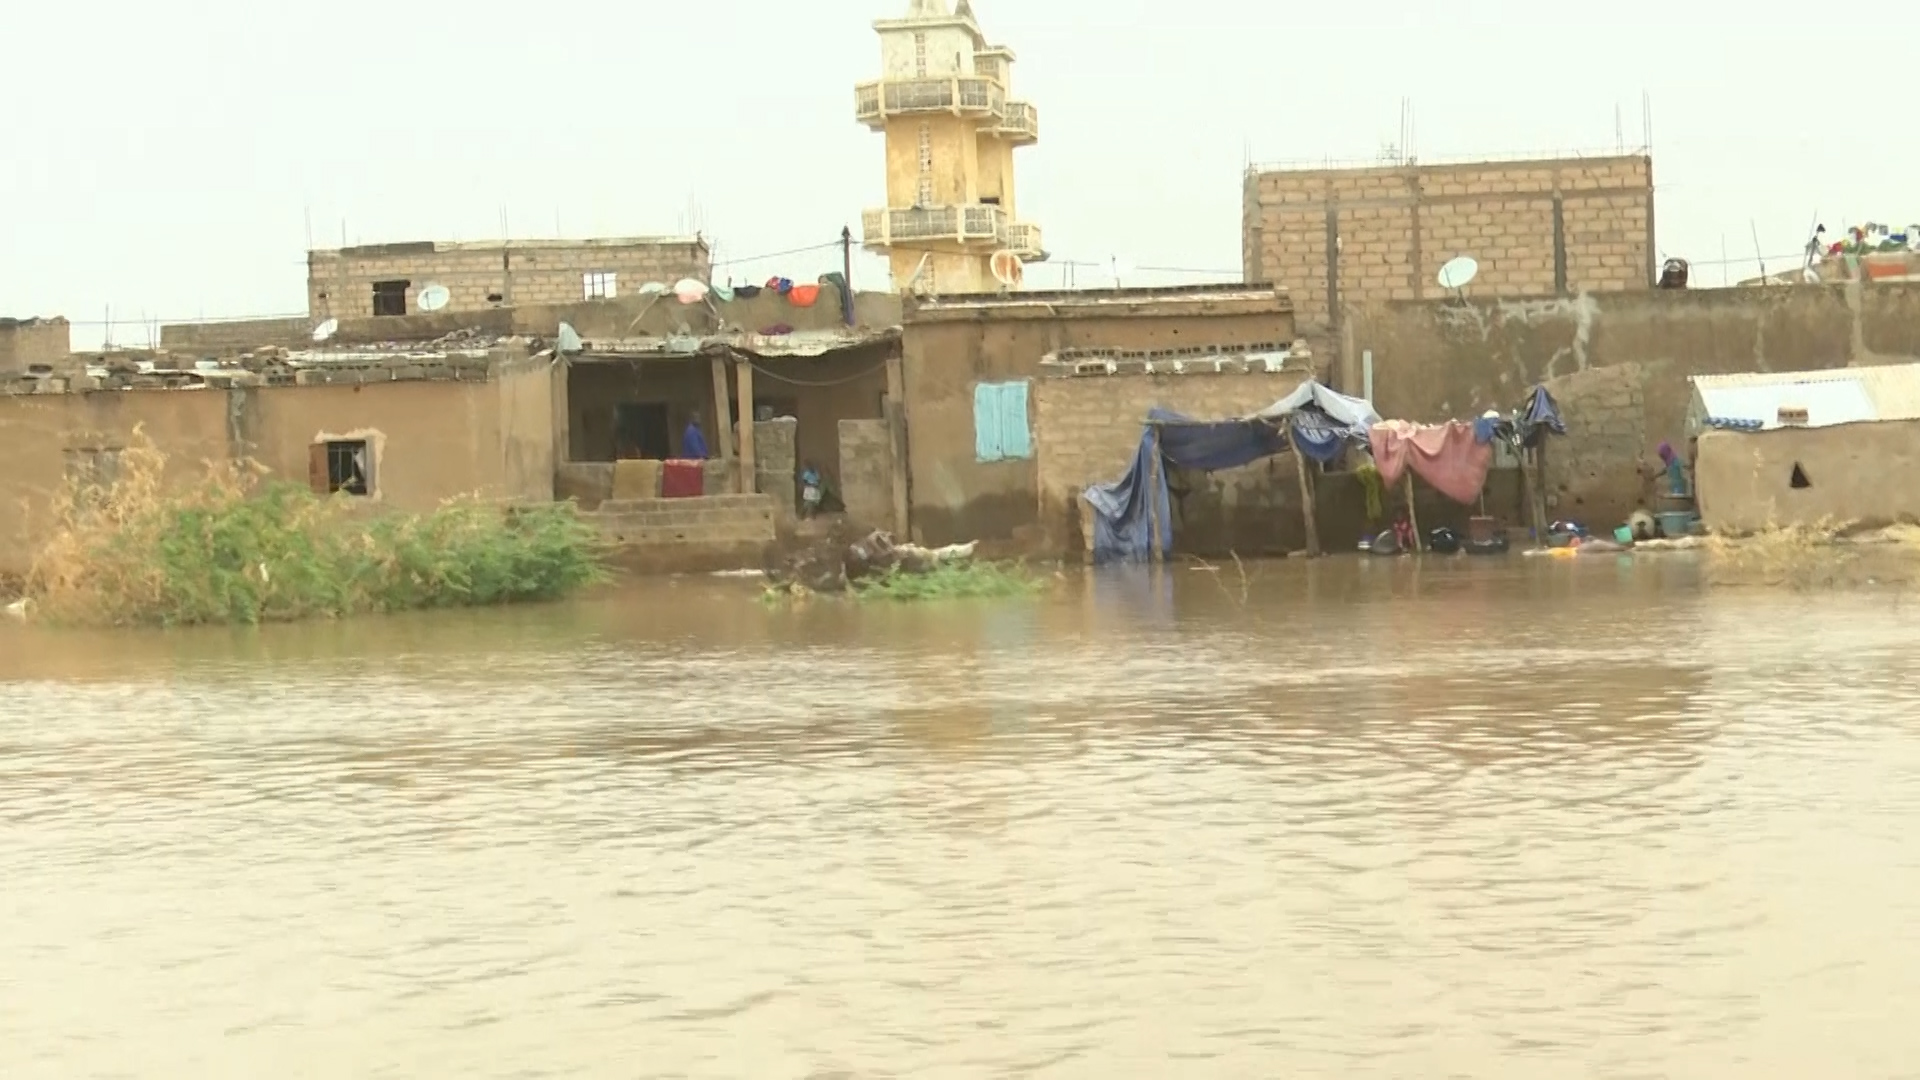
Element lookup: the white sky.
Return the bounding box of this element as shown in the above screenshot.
[3,1,1907,349]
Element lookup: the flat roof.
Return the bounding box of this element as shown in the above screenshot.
[909,282,1287,313]
[312,236,709,259]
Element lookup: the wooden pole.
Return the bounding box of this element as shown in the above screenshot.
[1147,424,1165,563]
[708,355,735,484]
[883,354,910,539]
[735,357,756,495]
[1290,431,1321,557]
[1404,471,1422,554]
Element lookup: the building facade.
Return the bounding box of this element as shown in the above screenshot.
[0,317,71,376]
[856,0,1044,295]
[1243,153,1655,332]
[307,237,712,320]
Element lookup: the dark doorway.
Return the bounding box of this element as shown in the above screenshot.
[614,403,670,460]
[371,280,410,317]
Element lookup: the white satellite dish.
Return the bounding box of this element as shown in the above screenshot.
[418,283,451,312]
[1436,255,1479,292]
[556,322,583,354]
[989,250,1024,289]
[312,318,339,343]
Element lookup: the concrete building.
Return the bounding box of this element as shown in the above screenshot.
[0,317,72,376]
[855,0,1044,295]
[1243,153,1655,336]
[898,284,1299,547]
[306,236,712,320]
[0,341,555,578]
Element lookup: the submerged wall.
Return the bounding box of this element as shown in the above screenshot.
[1696,421,1920,533]
[1348,281,1920,527]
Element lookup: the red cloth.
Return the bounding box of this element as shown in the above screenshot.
[1368,421,1493,505]
[787,283,821,307]
[660,459,705,499]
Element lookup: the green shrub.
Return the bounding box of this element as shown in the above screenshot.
[27,433,604,627]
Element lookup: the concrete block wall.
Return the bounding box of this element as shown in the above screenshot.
[307,239,713,319]
[158,317,314,352]
[1245,155,1654,329]
[0,317,72,374]
[1031,369,1308,555]
[837,419,894,529]
[754,417,798,519]
[589,494,777,547]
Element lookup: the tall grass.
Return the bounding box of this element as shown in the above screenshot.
[25,433,605,627]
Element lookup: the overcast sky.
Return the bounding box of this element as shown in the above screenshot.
[4,1,1908,348]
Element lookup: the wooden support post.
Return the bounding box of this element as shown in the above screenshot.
[708,355,734,491]
[1147,425,1165,563]
[884,354,910,538]
[1404,471,1422,554]
[1291,435,1321,557]
[735,357,756,495]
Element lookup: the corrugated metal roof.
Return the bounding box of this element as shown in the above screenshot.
[1691,363,1920,428]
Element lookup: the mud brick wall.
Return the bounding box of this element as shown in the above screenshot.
[307,240,713,319]
[1244,155,1654,332]
[837,419,894,529]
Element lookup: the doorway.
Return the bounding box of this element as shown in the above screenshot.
[613,403,670,460]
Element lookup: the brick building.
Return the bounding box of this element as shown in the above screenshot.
[0,317,72,375]
[1242,153,1655,333]
[307,236,713,320]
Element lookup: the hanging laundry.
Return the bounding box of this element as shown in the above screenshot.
[637,281,669,296]
[759,323,794,336]
[1368,420,1494,505]
[735,284,762,298]
[710,284,736,302]
[765,276,795,294]
[661,460,705,499]
[787,283,822,307]
[674,278,710,304]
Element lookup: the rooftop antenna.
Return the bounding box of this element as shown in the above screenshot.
[1615,104,1625,153]
[1750,220,1767,284]
[1108,255,1134,289]
[1437,255,1479,301]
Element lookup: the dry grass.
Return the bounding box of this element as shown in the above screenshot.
[1185,550,1256,605]
[23,428,604,627]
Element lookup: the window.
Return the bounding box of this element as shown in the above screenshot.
[309,439,373,496]
[583,271,617,300]
[972,380,1032,462]
[913,31,928,76]
[371,280,409,317]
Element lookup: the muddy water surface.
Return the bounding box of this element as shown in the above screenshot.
[4,556,1920,1078]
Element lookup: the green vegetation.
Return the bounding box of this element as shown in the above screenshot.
[27,434,605,628]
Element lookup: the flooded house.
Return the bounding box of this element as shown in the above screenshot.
[1690,363,1920,532]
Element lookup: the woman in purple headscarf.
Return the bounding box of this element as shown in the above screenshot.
[1656,441,1687,496]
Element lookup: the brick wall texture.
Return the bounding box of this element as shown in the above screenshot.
[308,239,713,319]
[589,494,776,548]
[1032,369,1308,554]
[837,419,895,529]
[1243,155,1653,328]
[0,318,72,374]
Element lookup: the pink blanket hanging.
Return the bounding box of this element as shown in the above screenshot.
[1368,421,1494,505]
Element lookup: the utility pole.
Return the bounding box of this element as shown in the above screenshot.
[840,226,855,326]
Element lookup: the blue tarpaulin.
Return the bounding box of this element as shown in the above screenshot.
[1082,381,1380,564]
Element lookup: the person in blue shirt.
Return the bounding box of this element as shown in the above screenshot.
[681,411,709,460]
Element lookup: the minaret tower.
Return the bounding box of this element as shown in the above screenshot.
[855,0,1043,294]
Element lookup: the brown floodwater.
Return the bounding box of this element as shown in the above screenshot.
[4,555,1920,1078]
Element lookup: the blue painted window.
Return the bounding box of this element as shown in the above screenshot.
[973,380,1032,462]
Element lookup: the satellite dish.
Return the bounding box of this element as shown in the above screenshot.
[1436,256,1479,291]
[418,283,451,312]
[556,322,583,354]
[990,250,1024,289]
[312,318,339,343]
[637,282,668,297]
